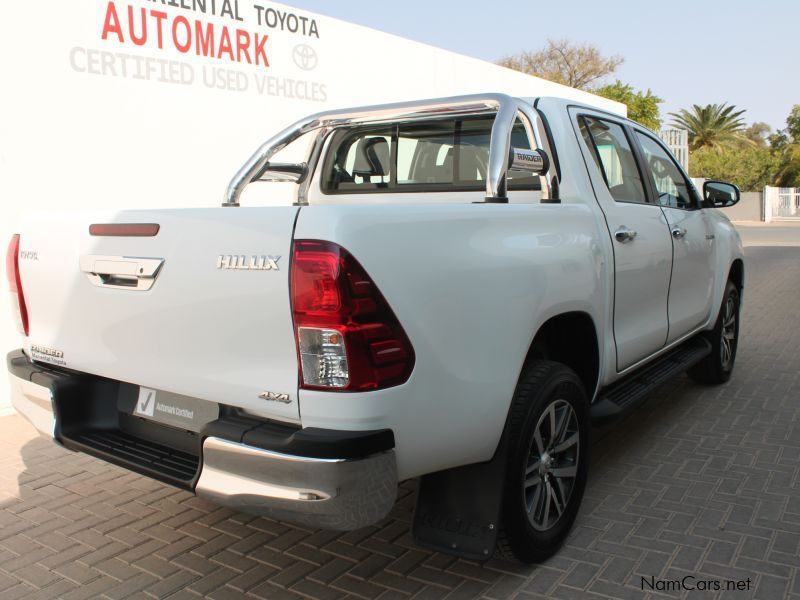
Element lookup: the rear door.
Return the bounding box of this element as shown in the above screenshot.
[632,130,715,342]
[572,110,673,371]
[17,206,301,423]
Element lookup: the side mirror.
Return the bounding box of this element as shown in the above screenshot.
[254,162,307,184]
[703,180,740,208]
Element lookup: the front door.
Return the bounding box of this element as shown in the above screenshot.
[633,130,715,343]
[574,112,673,371]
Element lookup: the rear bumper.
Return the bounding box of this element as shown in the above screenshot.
[7,349,397,530]
[9,366,55,437]
[196,437,396,530]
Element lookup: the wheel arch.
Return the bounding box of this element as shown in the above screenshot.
[729,258,744,292]
[523,312,600,400]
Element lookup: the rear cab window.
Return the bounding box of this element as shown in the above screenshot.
[322,117,539,194]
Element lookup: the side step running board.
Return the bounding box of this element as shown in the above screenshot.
[591,336,712,423]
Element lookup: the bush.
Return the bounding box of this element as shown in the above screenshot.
[689,145,779,192]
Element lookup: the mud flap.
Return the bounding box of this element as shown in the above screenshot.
[412,433,509,560]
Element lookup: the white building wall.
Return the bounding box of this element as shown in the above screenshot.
[0,1,625,412]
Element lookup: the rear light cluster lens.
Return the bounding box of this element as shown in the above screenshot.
[6,234,29,336]
[291,240,414,391]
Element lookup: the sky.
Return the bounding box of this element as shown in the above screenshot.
[284,0,799,132]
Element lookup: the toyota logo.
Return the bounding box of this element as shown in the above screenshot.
[292,44,318,71]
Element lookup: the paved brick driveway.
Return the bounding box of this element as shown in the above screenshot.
[0,245,798,600]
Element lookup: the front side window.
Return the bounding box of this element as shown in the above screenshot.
[635,132,696,210]
[579,117,647,204]
[323,117,538,193]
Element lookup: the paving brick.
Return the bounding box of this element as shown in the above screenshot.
[142,569,199,598]
[350,553,393,580]
[331,574,386,600]
[225,564,278,592]
[291,578,349,600]
[101,572,160,599]
[481,572,526,599]
[9,563,62,589]
[444,579,490,599]
[247,581,307,600]
[19,579,77,600]
[186,566,239,596]
[370,569,425,596]
[756,574,789,600]
[0,583,35,599]
[51,561,101,585]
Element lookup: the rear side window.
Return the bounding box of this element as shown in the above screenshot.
[323,117,539,194]
[579,117,647,204]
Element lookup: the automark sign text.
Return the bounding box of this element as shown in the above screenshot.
[74,0,327,102]
[102,2,270,67]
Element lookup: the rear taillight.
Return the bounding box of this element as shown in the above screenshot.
[6,234,29,336]
[291,240,414,391]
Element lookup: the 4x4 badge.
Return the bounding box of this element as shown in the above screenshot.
[259,391,291,404]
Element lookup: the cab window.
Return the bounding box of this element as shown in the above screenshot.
[635,132,696,210]
[579,116,647,204]
[323,117,539,193]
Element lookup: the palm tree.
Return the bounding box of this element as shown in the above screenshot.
[669,103,749,151]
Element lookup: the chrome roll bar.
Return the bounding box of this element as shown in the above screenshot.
[223,93,554,207]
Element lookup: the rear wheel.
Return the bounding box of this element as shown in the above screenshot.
[497,361,590,563]
[688,280,740,384]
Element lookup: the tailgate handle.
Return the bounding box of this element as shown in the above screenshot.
[79,255,164,291]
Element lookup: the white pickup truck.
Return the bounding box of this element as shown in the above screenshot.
[7,94,744,562]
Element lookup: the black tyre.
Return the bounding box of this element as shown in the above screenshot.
[497,361,590,563]
[688,280,740,385]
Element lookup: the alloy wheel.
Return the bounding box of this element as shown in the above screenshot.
[721,296,736,369]
[524,399,580,531]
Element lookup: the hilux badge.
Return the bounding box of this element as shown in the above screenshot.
[217,255,281,270]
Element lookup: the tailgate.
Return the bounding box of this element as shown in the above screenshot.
[16,207,301,423]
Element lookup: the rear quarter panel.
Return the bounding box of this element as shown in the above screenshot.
[294,202,607,479]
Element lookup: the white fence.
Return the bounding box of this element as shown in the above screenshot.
[659,129,689,171]
[764,186,800,221]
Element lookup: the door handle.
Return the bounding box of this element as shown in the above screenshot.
[614,226,637,243]
[671,227,687,239]
[80,255,165,291]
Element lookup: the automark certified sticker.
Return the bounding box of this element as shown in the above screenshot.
[133,386,219,432]
[135,387,157,417]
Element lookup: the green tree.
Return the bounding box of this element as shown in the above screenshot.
[772,105,800,186]
[786,105,800,139]
[498,39,623,90]
[774,145,800,186]
[595,81,663,131]
[743,122,771,147]
[690,145,779,191]
[669,103,749,151]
